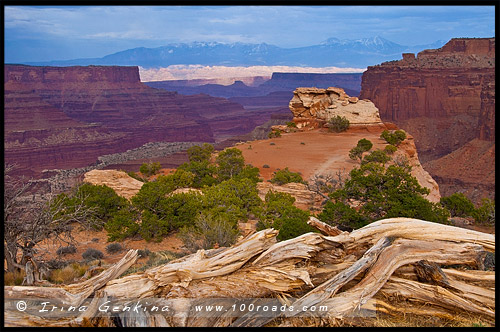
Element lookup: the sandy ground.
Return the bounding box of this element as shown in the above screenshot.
[236,126,388,182]
[35,228,185,266]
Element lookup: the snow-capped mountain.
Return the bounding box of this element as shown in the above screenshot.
[24,37,447,68]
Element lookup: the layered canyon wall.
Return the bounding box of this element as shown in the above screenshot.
[359,38,495,202]
[4,65,260,178]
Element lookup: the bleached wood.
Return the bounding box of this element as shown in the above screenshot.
[3,219,495,327]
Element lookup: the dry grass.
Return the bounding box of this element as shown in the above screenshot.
[48,262,90,284]
[4,270,26,286]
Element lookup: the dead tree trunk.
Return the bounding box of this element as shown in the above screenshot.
[4,217,495,327]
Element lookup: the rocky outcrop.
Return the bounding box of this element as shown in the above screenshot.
[4,65,260,178]
[289,87,384,129]
[83,170,144,200]
[393,135,441,203]
[257,182,323,210]
[359,38,495,203]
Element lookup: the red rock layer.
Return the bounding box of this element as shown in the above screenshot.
[359,38,495,203]
[360,38,495,153]
[4,65,257,177]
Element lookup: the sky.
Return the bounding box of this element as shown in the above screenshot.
[3,5,496,63]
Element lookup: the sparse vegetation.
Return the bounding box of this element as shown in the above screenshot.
[325,161,450,228]
[56,245,77,256]
[380,129,407,146]
[349,146,365,162]
[362,149,391,165]
[268,129,282,138]
[357,138,373,151]
[384,144,397,154]
[270,167,306,185]
[82,248,104,261]
[257,191,316,241]
[327,115,350,132]
[126,170,145,182]
[139,161,162,177]
[440,193,476,218]
[178,212,240,252]
[137,248,152,259]
[472,198,495,224]
[262,164,270,168]
[105,243,124,254]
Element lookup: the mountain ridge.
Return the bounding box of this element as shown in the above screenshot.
[21,37,447,69]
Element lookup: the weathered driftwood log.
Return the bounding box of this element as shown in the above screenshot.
[326,217,495,252]
[306,216,345,236]
[3,217,495,327]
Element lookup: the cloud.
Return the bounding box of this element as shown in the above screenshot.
[4,5,495,62]
[139,65,366,82]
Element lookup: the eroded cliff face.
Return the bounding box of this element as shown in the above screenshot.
[4,65,257,177]
[359,38,495,203]
[289,87,384,129]
[359,38,495,159]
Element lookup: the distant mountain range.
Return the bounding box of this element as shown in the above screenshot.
[23,36,447,69]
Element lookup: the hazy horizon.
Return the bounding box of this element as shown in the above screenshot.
[4,5,495,63]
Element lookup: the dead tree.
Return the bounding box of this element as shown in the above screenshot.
[4,164,96,284]
[4,218,495,327]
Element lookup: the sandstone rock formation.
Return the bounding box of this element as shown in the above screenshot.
[392,134,441,203]
[4,65,267,178]
[359,38,495,203]
[256,182,324,210]
[289,87,384,129]
[83,170,144,200]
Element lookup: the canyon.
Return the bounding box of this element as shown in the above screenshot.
[360,38,495,203]
[4,65,284,178]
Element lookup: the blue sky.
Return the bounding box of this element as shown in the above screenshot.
[4,5,495,63]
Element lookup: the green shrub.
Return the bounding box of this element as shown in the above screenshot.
[257,191,314,241]
[202,178,262,222]
[440,193,476,218]
[286,121,297,128]
[380,130,407,146]
[139,161,162,177]
[178,212,240,252]
[472,198,495,224]
[268,130,282,138]
[104,207,140,242]
[216,148,246,181]
[357,138,373,152]
[327,115,350,133]
[54,183,131,231]
[270,167,306,185]
[349,146,365,162]
[362,150,391,165]
[186,143,214,163]
[318,201,369,230]
[384,144,397,155]
[329,162,449,226]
